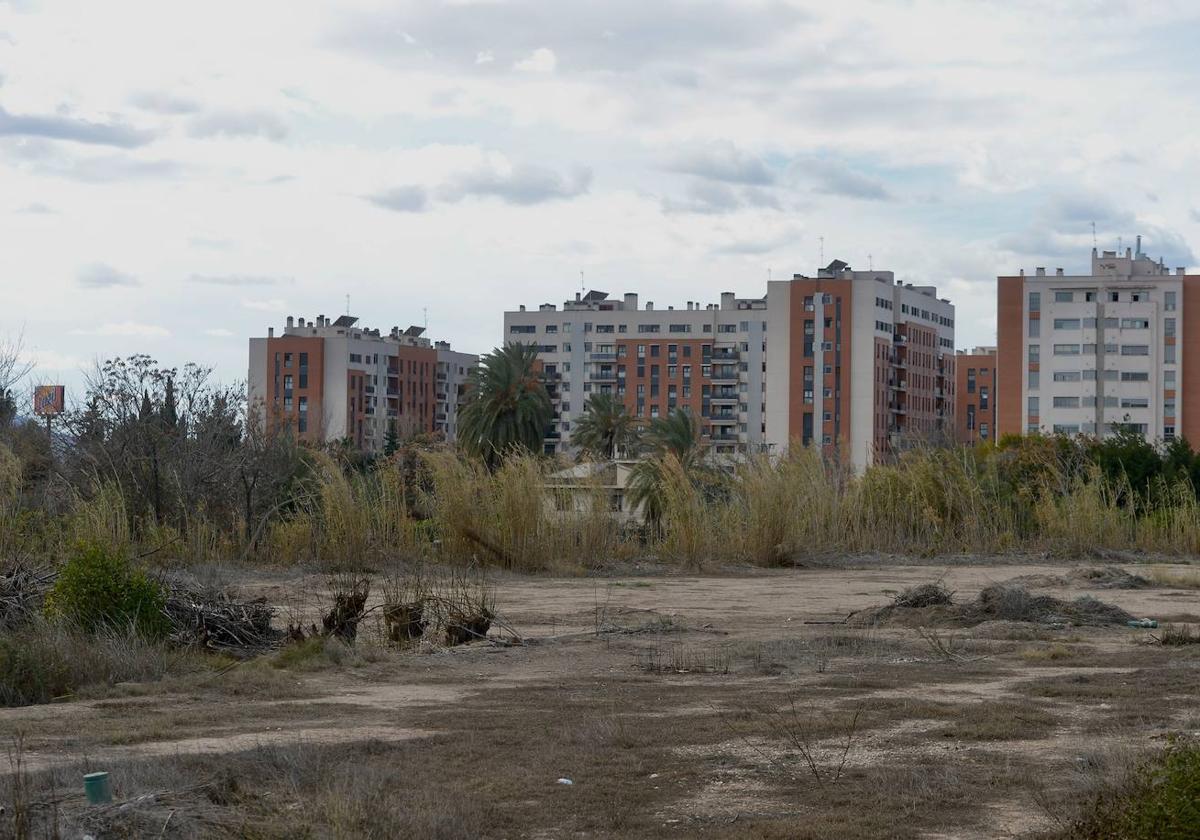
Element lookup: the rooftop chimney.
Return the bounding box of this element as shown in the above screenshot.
[646,301,654,311]
[298,317,306,327]
[268,327,274,337]
[1036,267,1046,276]
[286,316,294,328]
[1055,268,1064,276]
[624,293,638,310]
[720,292,735,309]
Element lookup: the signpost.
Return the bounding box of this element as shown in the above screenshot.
[33,384,65,440]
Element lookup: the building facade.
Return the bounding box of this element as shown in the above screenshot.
[503,260,956,468]
[248,314,477,452]
[997,246,1200,443]
[954,347,997,444]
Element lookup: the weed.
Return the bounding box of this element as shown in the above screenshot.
[43,541,168,638]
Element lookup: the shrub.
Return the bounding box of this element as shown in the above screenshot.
[44,541,168,638]
[1061,740,1200,839]
[0,633,73,705]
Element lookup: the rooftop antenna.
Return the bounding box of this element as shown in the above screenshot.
[345,294,350,315]
[1091,221,1097,249]
[819,236,824,265]
[423,307,428,329]
[768,266,772,283]
[1118,235,1123,253]
[580,270,584,292]
[868,253,873,271]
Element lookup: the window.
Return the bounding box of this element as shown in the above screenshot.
[1165,318,1176,337]
[649,344,660,358]
[1055,291,1074,303]
[1029,370,1040,389]
[1053,344,1081,355]
[1029,292,1041,311]
[1165,291,1177,311]
[1029,318,1040,338]
[1119,371,1149,382]
[510,325,536,334]
[1053,424,1080,435]
[284,352,293,368]
[638,324,660,333]
[545,324,558,334]
[1082,318,1097,328]
[1029,344,1041,360]
[966,405,976,430]
[563,343,572,352]
[1120,318,1150,329]
[979,387,989,410]
[1166,344,1176,363]
[1028,396,1039,413]
[1085,291,1096,302]
[980,423,989,440]
[1053,318,1081,329]
[1053,396,1080,408]
[966,368,976,394]
[1120,398,1149,409]
[1109,291,1120,302]
[1120,345,1149,356]
[1053,371,1081,382]
[1165,369,1176,383]
[718,324,737,333]
[669,324,691,333]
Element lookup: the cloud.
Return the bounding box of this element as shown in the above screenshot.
[662,179,782,214]
[366,185,430,213]
[999,191,1195,265]
[441,163,591,205]
[15,202,54,214]
[513,47,557,73]
[77,262,138,288]
[712,228,801,255]
[803,159,891,201]
[203,327,234,337]
[663,142,775,185]
[187,273,292,287]
[240,298,287,312]
[130,90,202,115]
[189,236,235,251]
[0,105,154,148]
[475,50,494,65]
[27,151,184,183]
[330,1,806,75]
[188,110,288,141]
[70,321,170,338]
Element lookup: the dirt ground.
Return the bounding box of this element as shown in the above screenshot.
[6,559,1200,839]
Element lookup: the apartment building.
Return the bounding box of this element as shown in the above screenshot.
[954,347,997,444]
[504,289,769,456]
[503,260,956,468]
[764,262,956,467]
[248,314,477,452]
[997,244,1200,443]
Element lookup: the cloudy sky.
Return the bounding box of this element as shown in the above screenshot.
[3,0,1199,396]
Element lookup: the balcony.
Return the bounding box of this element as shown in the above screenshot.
[590,368,618,382]
[889,379,907,390]
[710,348,739,361]
[710,432,740,442]
[589,352,618,361]
[710,367,739,384]
[893,333,907,344]
[888,402,907,414]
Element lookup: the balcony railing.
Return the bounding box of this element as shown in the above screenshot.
[589,352,618,361]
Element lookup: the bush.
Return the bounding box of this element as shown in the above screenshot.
[44,541,168,638]
[0,633,73,705]
[1062,740,1200,839]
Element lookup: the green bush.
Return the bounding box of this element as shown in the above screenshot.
[44,541,168,638]
[0,634,72,706]
[1064,741,1200,839]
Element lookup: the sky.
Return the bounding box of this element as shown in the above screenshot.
[3,0,1200,399]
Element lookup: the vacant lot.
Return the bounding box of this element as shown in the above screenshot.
[5,560,1199,839]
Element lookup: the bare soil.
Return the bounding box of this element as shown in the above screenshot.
[5,559,1200,839]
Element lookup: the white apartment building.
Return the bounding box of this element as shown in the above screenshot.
[997,243,1196,442]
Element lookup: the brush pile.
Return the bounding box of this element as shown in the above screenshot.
[163,585,281,655]
[860,581,1133,628]
[0,561,53,630]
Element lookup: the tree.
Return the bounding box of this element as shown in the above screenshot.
[383,420,400,457]
[457,343,552,467]
[571,393,638,460]
[628,408,701,528]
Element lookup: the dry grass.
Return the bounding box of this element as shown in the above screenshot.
[1146,564,1200,589]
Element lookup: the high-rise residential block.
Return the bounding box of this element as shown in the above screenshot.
[997,246,1199,443]
[954,347,997,444]
[503,260,956,468]
[248,314,477,452]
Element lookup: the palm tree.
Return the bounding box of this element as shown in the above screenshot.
[571,393,638,460]
[458,343,552,467]
[628,408,701,527]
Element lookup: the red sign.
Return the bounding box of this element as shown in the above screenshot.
[33,385,65,417]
